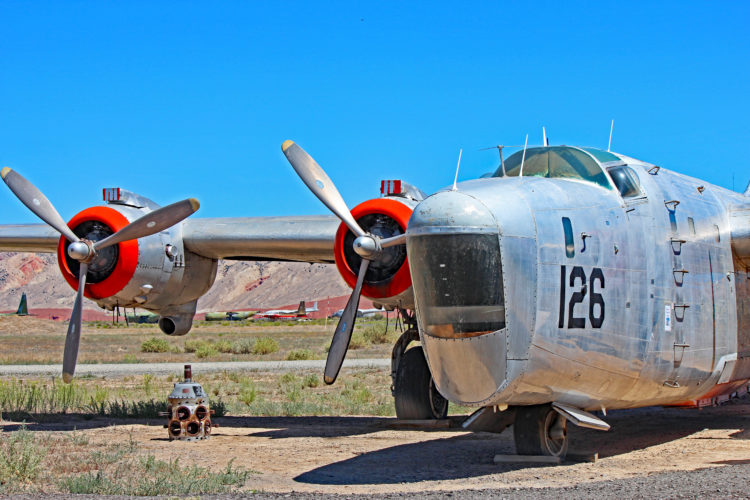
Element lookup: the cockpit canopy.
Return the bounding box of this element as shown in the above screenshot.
[492,146,619,191]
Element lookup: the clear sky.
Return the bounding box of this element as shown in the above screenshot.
[1,1,748,223]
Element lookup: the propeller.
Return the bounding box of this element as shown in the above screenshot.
[1,167,200,382]
[281,140,406,384]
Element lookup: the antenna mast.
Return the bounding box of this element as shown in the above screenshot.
[608,119,614,152]
[519,134,529,176]
[543,126,548,146]
[452,149,463,191]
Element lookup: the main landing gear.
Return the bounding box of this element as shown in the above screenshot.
[513,404,569,458]
[390,314,448,420]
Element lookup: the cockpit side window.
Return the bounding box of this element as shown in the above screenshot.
[607,166,642,198]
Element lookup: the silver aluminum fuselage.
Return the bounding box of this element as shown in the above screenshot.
[409,161,749,411]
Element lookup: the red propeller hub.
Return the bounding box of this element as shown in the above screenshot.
[334,198,413,301]
[57,206,139,299]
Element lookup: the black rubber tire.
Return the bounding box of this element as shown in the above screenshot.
[513,404,568,457]
[394,346,448,420]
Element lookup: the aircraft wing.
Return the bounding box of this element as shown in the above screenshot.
[0,224,60,252]
[181,215,339,263]
[0,215,341,263]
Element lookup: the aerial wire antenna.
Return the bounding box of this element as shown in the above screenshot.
[608,119,614,152]
[519,134,529,176]
[452,149,463,191]
[479,144,524,176]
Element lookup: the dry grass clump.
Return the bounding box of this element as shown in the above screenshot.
[214,340,234,353]
[0,427,46,486]
[360,323,391,344]
[60,456,248,495]
[0,427,249,494]
[251,337,278,355]
[140,338,170,353]
[230,339,254,354]
[286,349,314,360]
[184,339,208,353]
[195,344,219,359]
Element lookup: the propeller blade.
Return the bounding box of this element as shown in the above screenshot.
[324,259,370,385]
[62,262,87,383]
[381,233,406,248]
[93,198,200,251]
[281,141,366,238]
[1,167,80,243]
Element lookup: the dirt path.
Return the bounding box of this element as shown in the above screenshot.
[8,396,749,495]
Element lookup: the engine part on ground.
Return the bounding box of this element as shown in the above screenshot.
[161,364,213,441]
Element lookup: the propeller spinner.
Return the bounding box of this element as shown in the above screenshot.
[281,141,406,384]
[1,167,199,383]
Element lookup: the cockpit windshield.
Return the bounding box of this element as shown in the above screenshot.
[492,146,614,190]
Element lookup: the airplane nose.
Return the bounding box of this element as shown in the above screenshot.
[407,190,509,404]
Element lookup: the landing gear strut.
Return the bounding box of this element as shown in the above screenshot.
[513,404,569,458]
[390,312,448,420]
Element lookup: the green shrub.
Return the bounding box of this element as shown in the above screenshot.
[238,382,256,406]
[0,427,47,485]
[302,374,319,388]
[279,372,299,385]
[214,340,233,353]
[252,337,278,355]
[361,323,391,344]
[286,349,314,360]
[140,337,170,353]
[348,331,367,350]
[230,339,254,354]
[184,339,209,353]
[195,345,218,359]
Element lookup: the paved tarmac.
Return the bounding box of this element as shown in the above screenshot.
[0,358,390,377]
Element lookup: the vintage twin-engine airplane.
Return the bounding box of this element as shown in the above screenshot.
[1,139,749,458]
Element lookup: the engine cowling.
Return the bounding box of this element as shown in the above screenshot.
[56,198,217,335]
[334,197,416,309]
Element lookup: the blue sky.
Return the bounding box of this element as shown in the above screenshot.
[1,1,748,222]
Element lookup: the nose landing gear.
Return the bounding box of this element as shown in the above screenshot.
[391,316,448,420]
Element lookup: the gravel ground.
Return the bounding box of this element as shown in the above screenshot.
[5,464,750,499]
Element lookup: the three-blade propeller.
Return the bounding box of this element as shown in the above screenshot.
[281,141,406,384]
[1,167,199,383]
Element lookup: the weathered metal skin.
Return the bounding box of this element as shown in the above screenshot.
[86,202,218,317]
[409,149,750,411]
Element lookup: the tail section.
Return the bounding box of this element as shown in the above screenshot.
[745,180,750,196]
[16,293,28,316]
[308,301,319,312]
[296,300,306,316]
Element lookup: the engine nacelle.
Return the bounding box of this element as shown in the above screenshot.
[56,191,217,330]
[334,195,418,310]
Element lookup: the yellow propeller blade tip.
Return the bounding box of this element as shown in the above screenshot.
[281,140,295,152]
[188,198,200,212]
[62,373,74,384]
[0,167,11,180]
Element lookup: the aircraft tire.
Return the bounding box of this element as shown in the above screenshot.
[394,346,448,420]
[513,404,568,457]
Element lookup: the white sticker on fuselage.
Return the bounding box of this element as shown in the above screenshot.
[665,304,672,332]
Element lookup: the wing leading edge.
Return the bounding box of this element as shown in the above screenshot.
[181,215,339,263]
[0,215,340,264]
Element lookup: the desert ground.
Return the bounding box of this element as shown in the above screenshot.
[1,317,749,497]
